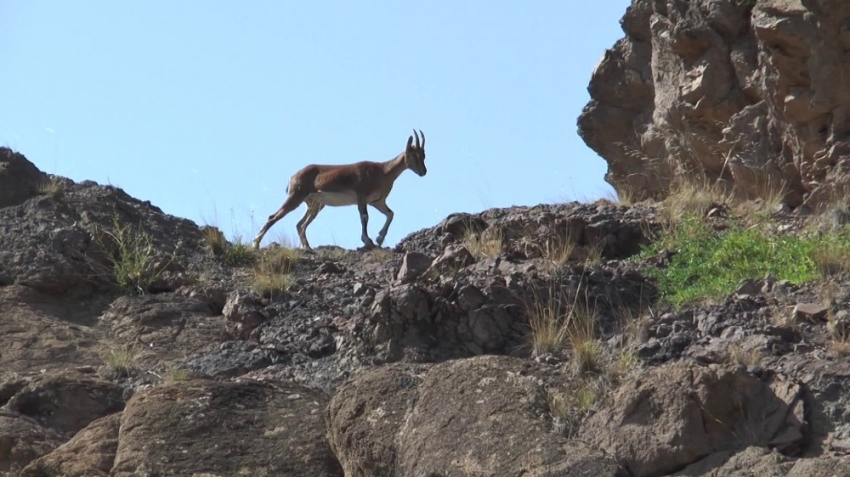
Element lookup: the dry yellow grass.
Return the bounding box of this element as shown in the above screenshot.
[36,176,63,196]
[662,175,731,222]
[526,283,604,375]
[727,344,765,368]
[539,229,577,272]
[101,345,137,377]
[202,226,227,254]
[462,227,503,260]
[165,366,193,382]
[252,246,300,296]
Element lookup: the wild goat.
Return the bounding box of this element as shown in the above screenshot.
[252,129,427,251]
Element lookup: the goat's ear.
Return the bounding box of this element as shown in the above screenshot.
[406,136,414,149]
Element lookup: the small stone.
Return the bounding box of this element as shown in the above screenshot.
[317,262,344,274]
[774,202,792,214]
[396,252,432,282]
[793,302,828,323]
[735,278,762,296]
[352,282,367,296]
[428,244,475,275]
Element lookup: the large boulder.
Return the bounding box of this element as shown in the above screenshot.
[0,285,104,373]
[0,149,204,296]
[579,361,806,477]
[110,379,342,477]
[0,371,124,474]
[20,413,120,477]
[327,355,627,477]
[3,373,124,436]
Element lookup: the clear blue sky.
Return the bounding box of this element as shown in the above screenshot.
[2,1,630,249]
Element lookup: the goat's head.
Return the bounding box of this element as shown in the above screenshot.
[404,129,427,177]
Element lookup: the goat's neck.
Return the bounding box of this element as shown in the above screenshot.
[382,152,408,180]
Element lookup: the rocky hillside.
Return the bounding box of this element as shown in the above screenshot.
[579,0,850,209]
[3,144,850,477]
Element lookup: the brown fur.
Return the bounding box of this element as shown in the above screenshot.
[253,130,427,250]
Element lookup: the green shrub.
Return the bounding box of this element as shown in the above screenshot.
[644,216,850,307]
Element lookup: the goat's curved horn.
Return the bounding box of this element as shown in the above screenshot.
[419,130,425,149]
[412,129,420,148]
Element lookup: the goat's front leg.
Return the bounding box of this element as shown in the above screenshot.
[357,202,375,248]
[370,199,394,247]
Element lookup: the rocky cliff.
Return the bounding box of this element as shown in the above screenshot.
[579,0,850,209]
[3,142,850,477]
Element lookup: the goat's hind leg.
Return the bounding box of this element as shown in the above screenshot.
[295,199,323,252]
[252,193,304,249]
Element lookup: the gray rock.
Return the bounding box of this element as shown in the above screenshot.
[396,252,431,282]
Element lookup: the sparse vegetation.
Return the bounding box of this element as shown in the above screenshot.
[811,229,850,276]
[318,246,348,261]
[366,247,395,262]
[548,376,606,437]
[540,229,577,272]
[565,299,603,375]
[526,282,605,375]
[95,216,175,294]
[644,215,850,307]
[462,227,503,260]
[222,236,257,267]
[583,242,605,265]
[36,176,63,196]
[101,345,136,377]
[202,226,256,267]
[662,175,731,222]
[252,246,299,296]
[727,344,765,368]
[202,226,227,254]
[165,366,193,382]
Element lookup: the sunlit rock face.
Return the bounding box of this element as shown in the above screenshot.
[579,0,850,209]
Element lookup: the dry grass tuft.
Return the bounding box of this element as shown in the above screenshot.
[252,246,299,296]
[827,336,850,359]
[165,366,193,382]
[548,376,606,437]
[201,225,257,267]
[540,229,577,272]
[662,175,731,222]
[317,246,348,261]
[526,282,604,375]
[601,186,637,206]
[366,247,396,262]
[462,227,503,260]
[36,176,64,196]
[768,302,796,329]
[583,242,605,266]
[101,345,137,377]
[727,344,765,368]
[811,236,850,277]
[202,226,228,255]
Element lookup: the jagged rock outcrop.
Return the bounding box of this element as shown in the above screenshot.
[5,147,850,475]
[0,147,202,296]
[579,0,850,208]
